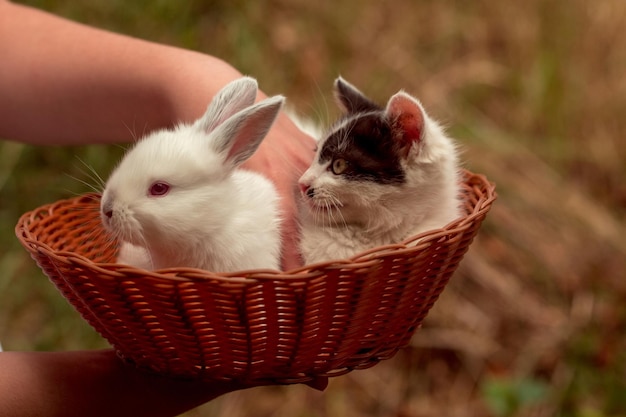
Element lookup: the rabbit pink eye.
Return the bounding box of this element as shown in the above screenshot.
[148,181,170,197]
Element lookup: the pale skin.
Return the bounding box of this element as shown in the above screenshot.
[0,1,320,416]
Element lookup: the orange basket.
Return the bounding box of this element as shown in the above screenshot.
[15,169,495,384]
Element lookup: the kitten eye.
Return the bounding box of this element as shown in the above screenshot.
[331,158,348,175]
[148,181,170,197]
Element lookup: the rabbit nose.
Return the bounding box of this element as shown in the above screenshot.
[101,199,114,219]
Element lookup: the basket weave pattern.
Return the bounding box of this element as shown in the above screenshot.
[16,170,495,384]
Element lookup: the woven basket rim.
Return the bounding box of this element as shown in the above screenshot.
[14,168,497,383]
[16,168,496,283]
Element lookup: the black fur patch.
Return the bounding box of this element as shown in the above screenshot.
[319,112,406,185]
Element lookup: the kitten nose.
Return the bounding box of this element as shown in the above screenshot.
[299,183,315,198]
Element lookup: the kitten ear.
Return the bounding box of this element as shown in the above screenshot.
[210,95,285,168]
[333,77,381,114]
[196,77,258,133]
[385,91,425,157]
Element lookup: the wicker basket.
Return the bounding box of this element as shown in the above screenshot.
[15,169,495,384]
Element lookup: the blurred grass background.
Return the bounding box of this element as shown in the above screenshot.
[1,0,625,416]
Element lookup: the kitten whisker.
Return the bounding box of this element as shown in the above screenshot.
[327,194,347,227]
[309,192,347,228]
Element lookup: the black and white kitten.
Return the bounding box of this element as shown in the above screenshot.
[297,77,461,264]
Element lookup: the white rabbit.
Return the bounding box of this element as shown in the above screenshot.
[101,77,284,272]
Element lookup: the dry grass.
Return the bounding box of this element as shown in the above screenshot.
[1,0,625,416]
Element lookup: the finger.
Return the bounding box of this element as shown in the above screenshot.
[303,376,329,391]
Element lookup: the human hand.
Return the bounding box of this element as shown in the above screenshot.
[0,349,327,417]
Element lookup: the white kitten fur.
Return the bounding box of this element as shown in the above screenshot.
[297,81,461,265]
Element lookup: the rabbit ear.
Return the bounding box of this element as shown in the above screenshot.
[196,77,259,133]
[333,76,381,114]
[210,95,285,168]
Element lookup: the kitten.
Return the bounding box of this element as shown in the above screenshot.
[297,77,461,264]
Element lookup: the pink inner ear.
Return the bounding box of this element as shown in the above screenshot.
[387,93,425,154]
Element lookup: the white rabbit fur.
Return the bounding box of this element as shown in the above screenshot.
[101,77,284,272]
